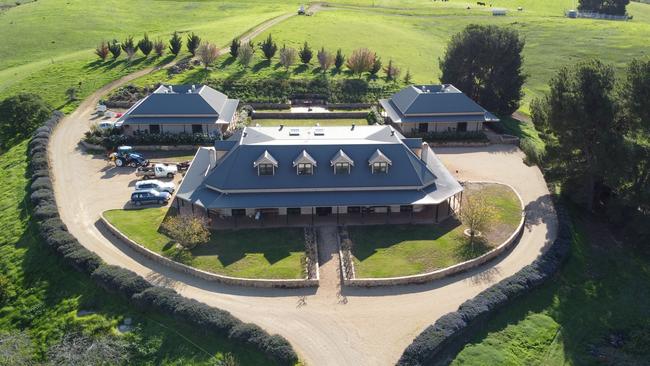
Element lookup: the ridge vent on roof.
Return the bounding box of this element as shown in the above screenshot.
[289,128,300,136]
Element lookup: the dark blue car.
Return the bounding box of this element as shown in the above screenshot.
[130,189,171,206]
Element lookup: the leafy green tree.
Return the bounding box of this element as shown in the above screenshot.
[440,24,526,116]
[0,93,52,148]
[260,34,277,61]
[187,33,201,56]
[161,215,210,250]
[299,42,313,64]
[169,31,182,56]
[404,69,412,84]
[237,42,254,68]
[230,38,240,58]
[532,59,621,210]
[108,39,121,59]
[334,49,345,70]
[95,41,109,61]
[279,44,297,71]
[460,194,495,246]
[137,33,153,56]
[578,0,630,15]
[65,86,79,102]
[121,36,137,61]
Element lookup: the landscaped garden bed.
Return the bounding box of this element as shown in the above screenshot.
[103,208,307,279]
[348,183,522,278]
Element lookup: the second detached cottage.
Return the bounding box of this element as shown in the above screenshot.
[174,124,464,228]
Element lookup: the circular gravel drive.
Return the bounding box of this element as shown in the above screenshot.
[50,91,556,365]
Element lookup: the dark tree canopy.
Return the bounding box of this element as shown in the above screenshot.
[299,42,313,64]
[439,24,526,116]
[230,39,240,58]
[578,0,630,15]
[0,93,52,148]
[169,32,182,56]
[186,33,201,56]
[260,34,278,61]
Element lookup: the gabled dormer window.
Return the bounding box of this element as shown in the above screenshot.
[254,150,278,176]
[368,149,392,174]
[293,150,317,176]
[330,149,354,175]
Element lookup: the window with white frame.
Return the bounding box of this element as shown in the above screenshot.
[372,161,388,174]
[334,162,350,174]
[258,163,275,176]
[297,163,313,175]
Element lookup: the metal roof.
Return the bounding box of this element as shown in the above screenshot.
[293,150,317,167]
[330,149,354,166]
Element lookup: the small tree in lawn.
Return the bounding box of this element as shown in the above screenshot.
[153,39,165,57]
[334,48,345,71]
[187,33,201,56]
[65,86,79,102]
[404,69,412,84]
[383,59,401,82]
[260,34,277,61]
[299,42,313,64]
[230,38,240,58]
[317,47,334,73]
[279,44,296,71]
[237,42,254,68]
[121,36,137,61]
[460,194,495,247]
[369,57,382,78]
[169,31,182,56]
[346,48,375,78]
[161,215,210,250]
[197,42,219,69]
[108,39,121,59]
[138,33,153,57]
[95,41,109,61]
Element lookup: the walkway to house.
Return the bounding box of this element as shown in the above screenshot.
[315,226,343,300]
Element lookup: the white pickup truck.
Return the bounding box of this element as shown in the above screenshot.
[136,164,178,179]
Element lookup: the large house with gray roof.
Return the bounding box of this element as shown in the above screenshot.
[379,84,499,135]
[175,124,463,228]
[115,85,239,136]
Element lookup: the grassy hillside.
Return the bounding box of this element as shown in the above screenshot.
[0,141,273,365]
[450,212,650,365]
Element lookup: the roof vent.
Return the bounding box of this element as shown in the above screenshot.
[351,123,355,131]
[191,84,196,92]
[289,128,300,136]
[169,85,173,93]
[314,128,324,136]
[279,124,284,131]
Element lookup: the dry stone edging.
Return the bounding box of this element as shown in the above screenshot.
[344,181,526,287]
[100,213,319,288]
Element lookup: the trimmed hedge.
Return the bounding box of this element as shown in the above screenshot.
[398,205,572,366]
[27,111,299,365]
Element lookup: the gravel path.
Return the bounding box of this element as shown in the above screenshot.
[47,6,556,365]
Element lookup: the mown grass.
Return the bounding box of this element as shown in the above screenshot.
[349,183,522,278]
[451,211,650,365]
[253,118,368,127]
[0,141,274,365]
[104,208,307,279]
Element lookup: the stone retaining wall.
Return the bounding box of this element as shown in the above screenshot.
[345,182,526,287]
[100,214,318,288]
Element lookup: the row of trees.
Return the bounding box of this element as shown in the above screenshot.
[230,35,411,82]
[532,58,650,247]
[94,32,204,61]
[578,0,630,15]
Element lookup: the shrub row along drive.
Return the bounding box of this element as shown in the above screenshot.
[397,204,572,365]
[29,112,298,365]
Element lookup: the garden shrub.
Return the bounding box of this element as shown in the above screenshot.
[63,246,103,274]
[33,203,59,220]
[412,131,489,142]
[30,189,54,205]
[45,230,76,249]
[30,177,52,191]
[29,144,46,156]
[28,137,49,150]
[520,137,545,166]
[398,205,572,366]
[39,217,67,235]
[86,131,219,150]
[91,264,153,298]
[30,169,50,180]
[366,106,383,125]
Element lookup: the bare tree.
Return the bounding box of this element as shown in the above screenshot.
[278,45,297,71]
[94,41,109,61]
[383,59,401,82]
[197,42,220,69]
[46,332,130,366]
[161,215,210,250]
[317,47,334,73]
[460,194,495,245]
[346,48,375,77]
[153,39,165,57]
[237,42,254,68]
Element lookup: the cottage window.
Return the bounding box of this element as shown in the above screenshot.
[334,162,350,174]
[297,163,313,175]
[372,162,388,174]
[258,164,274,176]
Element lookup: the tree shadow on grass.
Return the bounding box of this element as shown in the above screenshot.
[219,56,236,68]
[293,64,309,74]
[349,220,462,261]
[176,68,210,85]
[252,59,271,73]
[453,235,491,261]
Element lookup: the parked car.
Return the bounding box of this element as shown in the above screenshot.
[97,121,115,130]
[135,179,175,193]
[136,163,178,179]
[130,189,171,206]
[109,146,149,168]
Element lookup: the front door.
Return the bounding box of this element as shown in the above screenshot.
[418,123,429,133]
[457,122,468,132]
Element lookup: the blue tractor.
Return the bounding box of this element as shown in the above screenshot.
[109,146,149,168]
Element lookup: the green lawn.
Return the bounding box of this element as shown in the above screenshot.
[349,183,522,278]
[103,208,307,279]
[253,118,368,127]
[0,141,274,365]
[451,211,650,365]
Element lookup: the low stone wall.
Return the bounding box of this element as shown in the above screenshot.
[100,214,318,288]
[252,112,367,119]
[345,182,526,287]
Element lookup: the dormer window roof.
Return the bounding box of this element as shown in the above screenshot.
[253,150,278,167]
[368,149,392,166]
[330,149,354,167]
[293,150,317,167]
